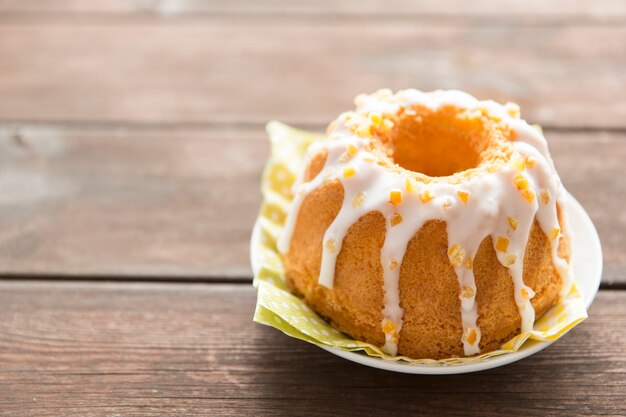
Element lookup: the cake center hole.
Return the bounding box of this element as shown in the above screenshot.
[384,106,492,177]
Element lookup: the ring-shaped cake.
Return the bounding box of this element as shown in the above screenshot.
[278,89,572,359]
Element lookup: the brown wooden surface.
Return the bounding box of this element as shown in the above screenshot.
[0,282,623,416]
[0,22,624,128]
[0,2,624,416]
[1,0,625,21]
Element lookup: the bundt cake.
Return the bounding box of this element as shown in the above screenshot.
[277,89,573,359]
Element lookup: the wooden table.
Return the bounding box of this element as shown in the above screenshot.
[0,2,625,416]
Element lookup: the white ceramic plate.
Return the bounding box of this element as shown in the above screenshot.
[251,193,602,374]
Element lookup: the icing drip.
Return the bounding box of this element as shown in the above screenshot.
[278,90,571,357]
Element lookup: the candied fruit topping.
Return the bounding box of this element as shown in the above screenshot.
[505,103,521,118]
[388,260,399,270]
[405,177,417,193]
[389,189,403,206]
[510,153,526,171]
[343,166,356,178]
[382,319,397,334]
[363,156,375,163]
[551,228,560,240]
[448,244,466,268]
[521,188,536,203]
[507,216,519,231]
[513,173,529,190]
[339,144,358,162]
[461,286,475,299]
[464,257,473,270]
[325,239,336,253]
[390,212,403,227]
[419,190,434,204]
[521,288,530,299]
[465,328,478,345]
[352,191,366,208]
[496,236,510,252]
[540,190,550,205]
[369,112,382,127]
[457,191,470,203]
[505,254,517,266]
[354,124,373,138]
[525,155,537,168]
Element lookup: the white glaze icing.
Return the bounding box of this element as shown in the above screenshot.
[277,89,572,357]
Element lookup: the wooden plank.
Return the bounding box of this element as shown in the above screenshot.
[0,0,625,21]
[0,126,624,284]
[0,282,623,416]
[0,22,624,128]
[0,125,264,278]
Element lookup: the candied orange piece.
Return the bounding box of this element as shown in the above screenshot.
[461,286,475,299]
[405,177,417,193]
[369,112,382,126]
[513,173,529,190]
[510,153,525,171]
[507,216,519,231]
[343,166,356,178]
[505,103,521,118]
[457,190,470,203]
[506,254,517,266]
[496,236,510,252]
[325,239,336,253]
[521,188,536,203]
[352,192,366,208]
[464,257,473,270]
[447,244,466,268]
[382,319,397,334]
[389,189,402,206]
[466,328,478,345]
[419,190,434,204]
[355,124,372,138]
[390,212,403,227]
[525,155,537,168]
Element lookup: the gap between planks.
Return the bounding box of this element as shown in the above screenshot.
[0,275,623,291]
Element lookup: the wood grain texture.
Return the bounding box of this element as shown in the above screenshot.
[0,282,623,417]
[0,126,623,283]
[0,125,265,278]
[0,22,624,128]
[1,0,625,21]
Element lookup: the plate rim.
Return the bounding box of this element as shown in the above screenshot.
[250,192,602,375]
